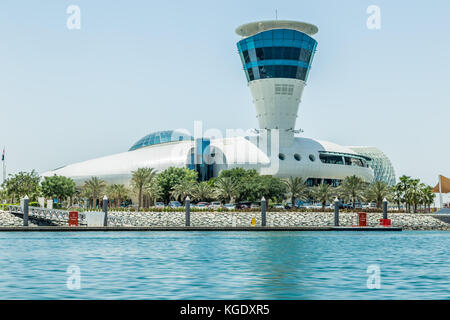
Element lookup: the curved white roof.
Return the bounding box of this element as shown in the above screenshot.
[42,140,195,185]
[297,137,362,155]
[41,136,374,185]
[236,20,319,38]
[315,140,361,155]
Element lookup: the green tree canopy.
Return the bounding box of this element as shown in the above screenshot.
[191,181,215,202]
[251,175,287,202]
[171,178,196,203]
[218,168,287,202]
[2,170,41,202]
[157,167,198,203]
[41,175,76,204]
[214,176,239,203]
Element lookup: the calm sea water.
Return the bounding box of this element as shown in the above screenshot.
[0,231,449,300]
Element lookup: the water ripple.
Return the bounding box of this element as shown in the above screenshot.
[0,231,449,299]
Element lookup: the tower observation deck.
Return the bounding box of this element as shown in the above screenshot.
[236,20,318,147]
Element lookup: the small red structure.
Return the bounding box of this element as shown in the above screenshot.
[358,212,367,227]
[379,218,391,227]
[69,211,79,227]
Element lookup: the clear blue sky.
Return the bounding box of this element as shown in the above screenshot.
[0,0,449,186]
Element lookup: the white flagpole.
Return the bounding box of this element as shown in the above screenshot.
[438,175,443,209]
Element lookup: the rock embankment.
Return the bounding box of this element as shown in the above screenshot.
[0,211,56,227]
[1,210,449,230]
[105,211,450,230]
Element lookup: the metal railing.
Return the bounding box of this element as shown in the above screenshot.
[9,205,87,225]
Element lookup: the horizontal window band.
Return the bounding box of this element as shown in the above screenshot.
[244,59,310,70]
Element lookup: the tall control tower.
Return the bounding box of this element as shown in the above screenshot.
[236,20,318,147]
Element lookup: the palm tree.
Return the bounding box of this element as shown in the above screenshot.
[398,175,412,212]
[392,183,403,211]
[131,168,157,210]
[171,179,195,203]
[107,184,129,208]
[191,181,215,202]
[365,181,392,208]
[421,186,436,213]
[82,177,107,208]
[311,183,336,210]
[283,177,308,208]
[214,177,239,203]
[338,175,367,209]
[405,179,423,213]
[144,183,162,207]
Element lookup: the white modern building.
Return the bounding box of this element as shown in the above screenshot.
[42,20,395,187]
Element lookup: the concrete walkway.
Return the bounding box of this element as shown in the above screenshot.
[0,226,402,232]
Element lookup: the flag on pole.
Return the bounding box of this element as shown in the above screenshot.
[1,148,4,161]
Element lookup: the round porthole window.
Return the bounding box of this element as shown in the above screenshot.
[309,154,316,162]
[294,154,301,161]
[278,153,285,160]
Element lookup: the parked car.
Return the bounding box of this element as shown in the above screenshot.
[209,201,222,210]
[237,203,250,209]
[285,202,294,209]
[299,203,313,209]
[195,202,210,209]
[330,202,352,209]
[154,202,165,209]
[250,203,260,209]
[272,203,285,209]
[168,201,182,208]
[224,203,236,210]
[362,203,377,209]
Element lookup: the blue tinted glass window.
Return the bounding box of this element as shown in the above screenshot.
[129,131,194,151]
[237,29,317,82]
[254,33,263,40]
[256,47,264,60]
[263,39,273,47]
[282,39,293,47]
[247,68,254,81]
[263,31,272,40]
[283,29,294,39]
[242,50,250,63]
[273,29,284,39]
[273,39,283,46]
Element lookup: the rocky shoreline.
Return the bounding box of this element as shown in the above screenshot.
[1,210,449,230]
